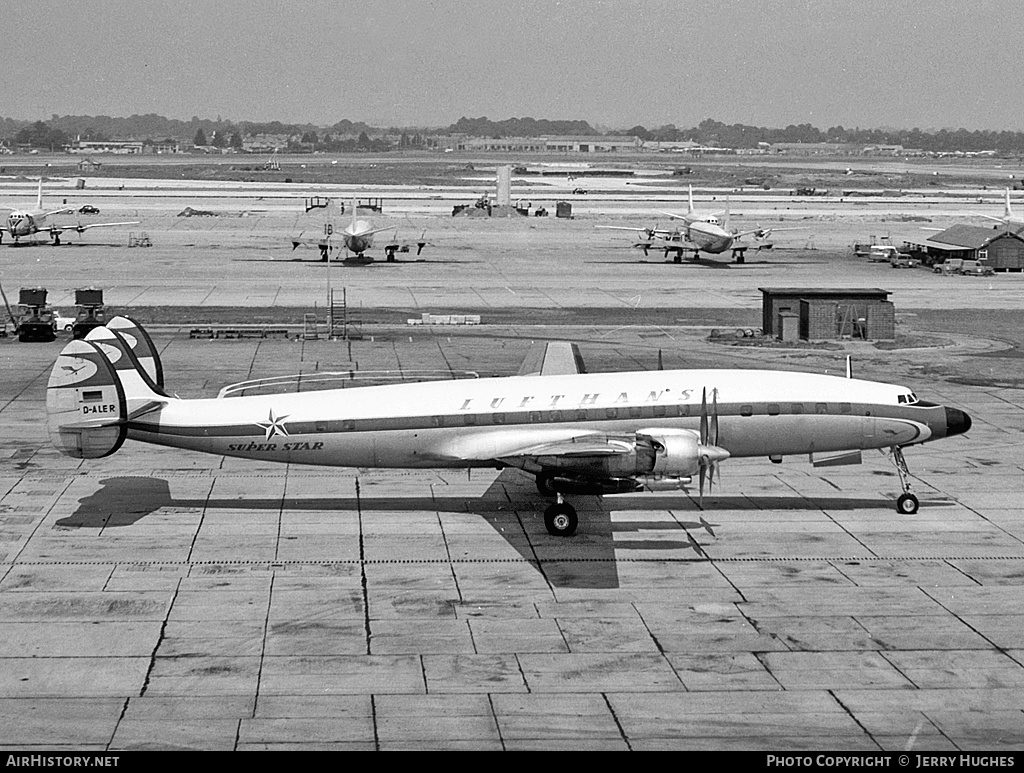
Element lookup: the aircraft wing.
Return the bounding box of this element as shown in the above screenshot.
[596,225,675,238]
[971,213,1008,224]
[517,341,586,376]
[46,221,141,238]
[290,234,332,250]
[431,427,634,464]
[733,225,809,240]
[67,221,140,233]
[383,229,430,257]
[42,207,77,218]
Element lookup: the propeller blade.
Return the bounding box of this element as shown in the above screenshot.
[698,462,706,508]
[710,387,719,447]
[700,387,708,445]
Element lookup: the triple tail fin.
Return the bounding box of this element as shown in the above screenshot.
[47,317,167,459]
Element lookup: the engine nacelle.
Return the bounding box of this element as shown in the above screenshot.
[637,429,702,477]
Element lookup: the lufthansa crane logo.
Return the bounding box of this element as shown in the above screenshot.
[255,410,290,441]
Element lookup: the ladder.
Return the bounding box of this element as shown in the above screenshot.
[328,288,362,340]
[302,313,319,340]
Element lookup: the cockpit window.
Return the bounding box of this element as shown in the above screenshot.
[897,393,919,405]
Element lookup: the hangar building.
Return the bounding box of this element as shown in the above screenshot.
[904,225,1024,270]
[760,288,896,342]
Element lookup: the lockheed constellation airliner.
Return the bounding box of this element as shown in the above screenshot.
[46,318,971,536]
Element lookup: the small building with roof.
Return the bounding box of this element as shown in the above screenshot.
[903,225,1024,271]
[760,288,895,342]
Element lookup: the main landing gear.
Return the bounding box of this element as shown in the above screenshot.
[544,499,578,537]
[890,446,919,515]
[536,475,578,536]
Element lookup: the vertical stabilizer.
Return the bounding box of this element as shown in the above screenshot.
[46,340,127,458]
[84,326,167,403]
[36,179,43,209]
[687,185,694,215]
[105,316,165,390]
[1005,188,1014,219]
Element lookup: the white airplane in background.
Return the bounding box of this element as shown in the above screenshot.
[0,180,138,245]
[291,198,427,262]
[47,317,972,537]
[973,188,1024,228]
[600,185,805,263]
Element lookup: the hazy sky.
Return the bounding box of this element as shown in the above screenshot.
[3,0,1023,131]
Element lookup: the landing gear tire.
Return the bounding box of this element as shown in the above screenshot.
[544,503,578,537]
[535,474,556,497]
[896,493,919,515]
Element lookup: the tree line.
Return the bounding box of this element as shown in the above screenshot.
[3,114,1024,154]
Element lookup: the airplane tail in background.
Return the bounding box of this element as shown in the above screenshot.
[687,185,694,214]
[36,179,43,209]
[47,317,169,459]
[1005,188,1014,219]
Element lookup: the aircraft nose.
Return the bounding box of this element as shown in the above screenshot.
[945,407,972,437]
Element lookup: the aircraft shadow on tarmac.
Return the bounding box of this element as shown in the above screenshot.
[61,471,900,588]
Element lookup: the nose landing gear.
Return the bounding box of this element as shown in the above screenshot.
[891,446,919,515]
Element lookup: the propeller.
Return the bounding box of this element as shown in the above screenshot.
[698,387,729,507]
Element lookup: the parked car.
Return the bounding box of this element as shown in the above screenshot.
[890,254,919,269]
[78,205,100,214]
[52,311,76,332]
[934,259,964,275]
[959,260,994,277]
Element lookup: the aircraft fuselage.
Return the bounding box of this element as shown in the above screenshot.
[342,220,375,254]
[121,368,968,469]
[685,221,734,254]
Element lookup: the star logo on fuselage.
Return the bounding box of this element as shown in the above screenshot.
[255,409,290,441]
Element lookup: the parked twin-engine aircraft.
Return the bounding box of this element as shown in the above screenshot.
[291,198,427,262]
[600,186,805,263]
[973,188,1024,228]
[47,318,971,537]
[0,180,138,245]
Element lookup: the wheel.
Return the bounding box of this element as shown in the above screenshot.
[896,493,919,515]
[535,474,556,497]
[544,503,578,537]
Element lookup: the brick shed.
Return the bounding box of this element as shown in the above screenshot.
[760,288,895,341]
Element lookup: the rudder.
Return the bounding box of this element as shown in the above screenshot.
[46,340,127,459]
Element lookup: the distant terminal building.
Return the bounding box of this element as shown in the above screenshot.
[68,140,144,154]
[770,142,853,156]
[760,288,896,342]
[436,135,640,153]
[904,225,1024,271]
[542,135,641,152]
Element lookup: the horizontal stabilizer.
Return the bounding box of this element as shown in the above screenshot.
[46,340,127,459]
[517,342,586,377]
[810,450,863,467]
